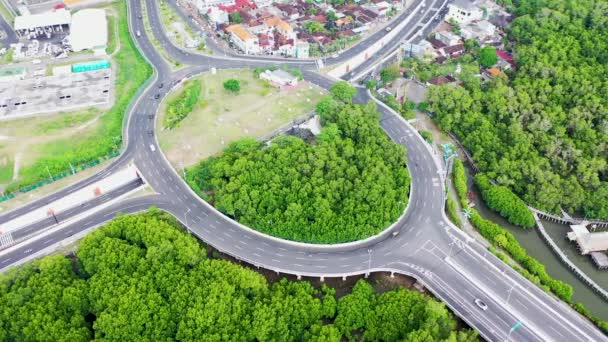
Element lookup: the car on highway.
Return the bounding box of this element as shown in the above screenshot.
[474,299,488,311]
[332,53,339,58]
[154,94,160,99]
[137,14,142,19]
[159,83,164,89]
[385,27,392,32]
[149,144,156,152]
[136,30,141,37]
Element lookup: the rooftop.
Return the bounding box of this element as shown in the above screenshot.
[265,16,292,32]
[226,24,257,40]
[590,252,608,269]
[568,224,608,254]
[14,8,71,31]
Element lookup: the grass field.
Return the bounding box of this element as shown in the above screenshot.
[157,69,326,166]
[0,108,102,190]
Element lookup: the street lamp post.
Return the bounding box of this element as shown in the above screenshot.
[184,208,191,234]
[367,249,373,270]
[505,321,523,341]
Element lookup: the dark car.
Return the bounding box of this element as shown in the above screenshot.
[137,14,143,19]
[159,83,164,88]
[154,94,160,99]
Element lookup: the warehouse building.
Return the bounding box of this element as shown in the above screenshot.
[14,8,71,39]
[68,9,107,53]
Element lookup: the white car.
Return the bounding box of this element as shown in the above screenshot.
[149,144,156,152]
[385,27,392,32]
[474,298,488,311]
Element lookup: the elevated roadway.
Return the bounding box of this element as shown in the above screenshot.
[0,1,606,341]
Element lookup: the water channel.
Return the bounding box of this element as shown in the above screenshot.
[464,168,608,320]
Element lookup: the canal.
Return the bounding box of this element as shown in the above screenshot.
[465,168,608,320]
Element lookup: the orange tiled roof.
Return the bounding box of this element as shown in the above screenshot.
[488,67,503,76]
[226,24,256,41]
[265,16,292,32]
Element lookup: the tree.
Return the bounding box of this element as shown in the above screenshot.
[229,11,243,24]
[223,79,240,93]
[305,21,326,33]
[365,78,377,90]
[187,94,410,243]
[479,46,497,67]
[380,64,401,84]
[448,18,461,35]
[329,81,356,103]
[326,10,337,22]
[0,212,481,340]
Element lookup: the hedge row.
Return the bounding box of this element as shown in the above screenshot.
[163,80,201,129]
[451,159,468,207]
[468,209,573,301]
[446,196,462,228]
[475,173,535,228]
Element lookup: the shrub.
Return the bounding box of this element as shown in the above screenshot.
[223,79,240,93]
[446,197,462,228]
[451,159,468,207]
[475,173,535,228]
[419,130,433,143]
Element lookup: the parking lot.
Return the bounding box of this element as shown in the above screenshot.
[0,68,113,119]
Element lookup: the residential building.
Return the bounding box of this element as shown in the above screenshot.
[446,0,483,24]
[435,31,461,46]
[406,40,434,58]
[254,0,273,8]
[206,6,229,24]
[260,69,299,86]
[295,40,309,58]
[265,16,296,41]
[226,24,260,54]
[195,0,234,9]
[460,20,497,40]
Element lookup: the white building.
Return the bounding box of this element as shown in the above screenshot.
[69,9,108,53]
[446,0,483,24]
[254,0,273,8]
[260,69,298,86]
[226,24,259,54]
[295,41,309,58]
[195,0,234,9]
[568,225,608,255]
[206,6,229,25]
[406,40,434,58]
[14,8,71,38]
[435,31,461,46]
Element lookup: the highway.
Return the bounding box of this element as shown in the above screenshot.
[0,0,606,341]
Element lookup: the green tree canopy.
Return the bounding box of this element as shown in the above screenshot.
[229,11,243,24]
[478,46,497,67]
[223,79,241,93]
[187,90,410,243]
[0,211,477,340]
[329,81,356,103]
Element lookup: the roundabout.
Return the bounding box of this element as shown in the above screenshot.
[0,0,606,340]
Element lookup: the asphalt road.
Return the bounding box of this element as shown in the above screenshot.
[0,1,606,341]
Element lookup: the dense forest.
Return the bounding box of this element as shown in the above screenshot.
[0,211,477,341]
[187,83,410,243]
[428,0,608,218]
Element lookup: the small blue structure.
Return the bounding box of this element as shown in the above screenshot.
[72,60,111,73]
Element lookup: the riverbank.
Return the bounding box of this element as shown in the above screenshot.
[465,166,608,320]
